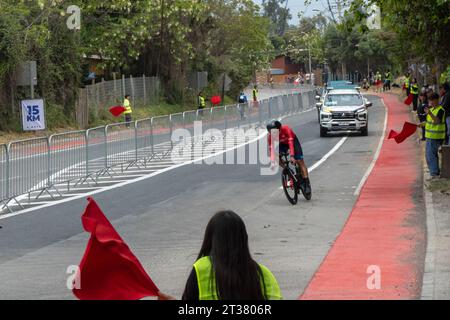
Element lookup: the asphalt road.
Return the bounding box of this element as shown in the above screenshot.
[0,94,386,300]
[0,90,309,207]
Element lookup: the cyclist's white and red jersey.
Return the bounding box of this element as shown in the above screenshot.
[267,125,296,161]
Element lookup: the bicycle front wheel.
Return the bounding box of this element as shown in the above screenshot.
[282,168,298,205]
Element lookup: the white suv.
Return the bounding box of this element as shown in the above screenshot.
[317,89,372,137]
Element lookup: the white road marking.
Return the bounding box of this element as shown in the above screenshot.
[1,107,316,220]
[279,137,348,190]
[353,99,388,196]
[0,130,268,220]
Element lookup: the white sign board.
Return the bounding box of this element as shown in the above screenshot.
[21,99,46,131]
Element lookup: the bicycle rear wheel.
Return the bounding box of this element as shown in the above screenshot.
[282,168,298,205]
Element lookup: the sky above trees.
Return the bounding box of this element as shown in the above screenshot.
[253,0,324,25]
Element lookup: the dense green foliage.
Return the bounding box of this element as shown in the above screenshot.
[0,0,273,131]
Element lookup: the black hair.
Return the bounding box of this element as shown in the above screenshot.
[196,211,266,300]
[429,92,440,101]
[125,94,130,99]
[440,82,450,91]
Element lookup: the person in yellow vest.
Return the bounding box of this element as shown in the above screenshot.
[375,71,382,93]
[420,93,446,179]
[158,210,282,300]
[410,78,419,112]
[252,85,259,103]
[404,73,411,96]
[197,91,207,118]
[123,94,133,126]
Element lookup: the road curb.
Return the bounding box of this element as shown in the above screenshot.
[421,170,437,300]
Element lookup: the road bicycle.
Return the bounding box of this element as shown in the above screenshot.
[279,152,312,205]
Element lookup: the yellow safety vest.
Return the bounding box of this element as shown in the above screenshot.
[410,84,419,95]
[193,256,282,300]
[253,89,258,100]
[123,99,132,114]
[425,105,446,140]
[405,77,410,88]
[198,96,206,108]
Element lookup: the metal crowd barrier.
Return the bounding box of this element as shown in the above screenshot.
[0,89,316,213]
[0,144,8,204]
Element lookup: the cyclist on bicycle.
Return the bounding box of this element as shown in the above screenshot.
[267,120,311,196]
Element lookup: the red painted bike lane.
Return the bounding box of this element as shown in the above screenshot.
[300,93,426,299]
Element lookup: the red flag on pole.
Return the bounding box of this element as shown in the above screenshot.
[73,197,159,300]
[109,106,126,117]
[211,95,221,106]
[404,94,413,106]
[388,122,418,144]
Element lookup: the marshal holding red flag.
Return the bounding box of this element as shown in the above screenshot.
[388,121,418,144]
[73,197,159,300]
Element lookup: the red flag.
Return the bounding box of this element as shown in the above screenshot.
[211,95,221,105]
[73,197,159,300]
[404,94,413,105]
[388,122,418,144]
[109,106,126,117]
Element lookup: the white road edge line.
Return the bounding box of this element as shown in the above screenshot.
[278,136,348,190]
[0,107,315,220]
[353,98,388,196]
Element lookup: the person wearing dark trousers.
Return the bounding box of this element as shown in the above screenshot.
[410,78,419,112]
[238,92,248,120]
[439,83,450,145]
[197,91,207,118]
[123,94,132,127]
[417,92,429,141]
[421,93,446,179]
[252,85,259,103]
[404,73,411,97]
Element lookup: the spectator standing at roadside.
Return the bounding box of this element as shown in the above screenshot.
[158,210,282,300]
[197,91,207,118]
[375,71,382,92]
[384,70,392,91]
[123,94,133,127]
[417,92,429,141]
[238,92,248,120]
[421,93,446,179]
[439,83,450,144]
[252,85,259,103]
[404,73,411,96]
[410,78,420,112]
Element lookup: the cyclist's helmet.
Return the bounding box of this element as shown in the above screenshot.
[267,120,282,132]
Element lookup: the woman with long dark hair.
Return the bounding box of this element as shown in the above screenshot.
[158,211,282,300]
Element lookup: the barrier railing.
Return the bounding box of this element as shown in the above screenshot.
[0,144,8,203]
[0,88,316,213]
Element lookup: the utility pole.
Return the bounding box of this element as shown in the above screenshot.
[326,0,337,23]
[308,46,313,86]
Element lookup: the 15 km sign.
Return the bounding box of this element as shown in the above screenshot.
[21,99,46,131]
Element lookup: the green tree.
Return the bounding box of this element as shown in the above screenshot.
[262,0,292,36]
[347,0,450,82]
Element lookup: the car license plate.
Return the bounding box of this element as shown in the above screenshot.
[339,122,349,126]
